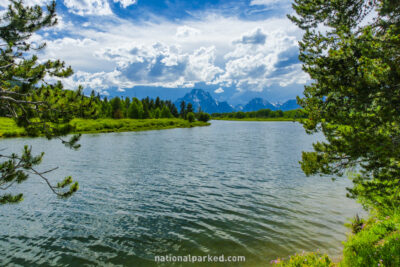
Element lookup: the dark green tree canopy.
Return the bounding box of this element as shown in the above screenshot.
[290,0,400,210]
[0,1,96,204]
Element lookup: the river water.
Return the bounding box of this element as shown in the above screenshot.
[0,121,361,266]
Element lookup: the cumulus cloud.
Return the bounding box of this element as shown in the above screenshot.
[96,43,222,88]
[114,0,137,8]
[215,29,305,92]
[234,28,267,45]
[0,0,137,15]
[214,88,224,94]
[63,0,112,16]
[176,26,201,38]
[0,0,51,8]
[35,13,308,99]
[249,0,281,6]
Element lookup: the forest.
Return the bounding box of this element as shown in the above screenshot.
[0,87,209,122]
[211,108,307,120]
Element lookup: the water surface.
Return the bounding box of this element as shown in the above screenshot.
[0,121,361,266]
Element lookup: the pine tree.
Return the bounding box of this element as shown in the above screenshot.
[128,98,143,119]
[161,105,173,118]
[0,0,96,203]
[179,101,186,118]
[289,0,400,210]
[186,103,194,114]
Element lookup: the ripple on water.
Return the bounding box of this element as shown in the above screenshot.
[0,121,362,266]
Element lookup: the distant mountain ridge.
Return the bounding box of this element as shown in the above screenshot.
[242,98,276,112]
[175,89,234,114]
[175,89,300,113]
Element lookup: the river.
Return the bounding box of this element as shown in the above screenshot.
[0,121,361,266]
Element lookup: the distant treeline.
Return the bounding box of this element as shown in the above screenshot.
[101,94,210,122]
[212,109,308,119]
[0,89,209,122]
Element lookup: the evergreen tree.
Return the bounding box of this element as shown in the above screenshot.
[170,104,179,118]
[186,112,195,123]
[128,97,144,119]
[0,0,95,203]
[180,101,186,118]
[289,0,400,210]
[110,97,124,119]
[186,103,194,114]
[155,96,161,109]
[197,112,211,122]
[124,97,130,118]
[153,107,161,119]
[142,101,150,119]
[166,101,179,118]
[161,105,173,118]
[101,97,112,118]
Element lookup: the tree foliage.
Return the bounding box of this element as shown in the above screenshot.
[289,0,400,210]
[186,112,195,123]
[212,108,307,119]
[197,112,211,122]
[0,0,95,204]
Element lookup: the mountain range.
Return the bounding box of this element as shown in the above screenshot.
[174,89,300,114]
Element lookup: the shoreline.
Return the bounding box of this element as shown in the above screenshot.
[0,118,210,138]
[211,117,301,122]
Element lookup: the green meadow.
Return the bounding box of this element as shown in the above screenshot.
[0,117,210,138]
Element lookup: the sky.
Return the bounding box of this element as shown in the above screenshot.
[1,0,309,104]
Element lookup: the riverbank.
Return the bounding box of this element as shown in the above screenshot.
[272,211,400,266]
[0,117,210,138]
[212,117,300,121]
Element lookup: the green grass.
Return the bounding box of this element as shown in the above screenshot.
[212,117,299,121]
[0,118,27,137]
[341,212,400,267]
[272,251,334,267]
[272,212,400,267]
[0,117,210,138]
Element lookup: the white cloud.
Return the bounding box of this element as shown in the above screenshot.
[176,26,201,38]
[215,29,305,92]
[250,0,281,6]
[234,28,267,45]
[36,13,308,98]
[63,0,112,16]
[114,0,137,8]
[0,0,51,8]
[214,87,224,94]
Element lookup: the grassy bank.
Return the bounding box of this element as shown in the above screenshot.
[212,117,299,122]
[272,211,400,266]
[0,117,210,138]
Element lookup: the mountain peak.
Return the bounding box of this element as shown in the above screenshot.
[174,89,299,113]
[243,97,275,112]
[175,89,233,113]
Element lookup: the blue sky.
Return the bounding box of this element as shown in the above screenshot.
[1,0,308,104]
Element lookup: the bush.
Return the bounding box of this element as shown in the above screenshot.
[274,212,400,267]
[235,111,246,119]
[342,213,400,267]
[197,112,211,122]
[186,112,195,123]
[346,214,366,234]
[272,252,334,267]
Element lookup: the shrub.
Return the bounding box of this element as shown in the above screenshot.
[186,112,195,123]
[342,213,400,267]
[346,214,366,234]
[235,111,246,119]
[197,112,211,122]
[272,252,334,267]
